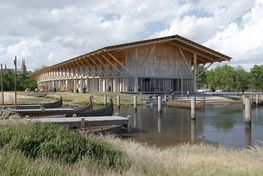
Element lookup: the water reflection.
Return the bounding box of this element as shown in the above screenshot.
[133,112,137,129]
[191,120,195,143]
[157,114,161,133]
[245,124,252,147]
[117,103,263,148]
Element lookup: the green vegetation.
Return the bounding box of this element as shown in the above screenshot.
[0,72,37,91]
[197,64,263,92]
[0,122,130,175]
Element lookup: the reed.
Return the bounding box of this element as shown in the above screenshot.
[0,123,131,171]
[1,123,263,175]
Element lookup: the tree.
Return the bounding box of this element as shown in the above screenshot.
[0,72,37,91]
[206,69,217,91]
[249,65,263,91]
[197,66,208,89]
[217,65,235,91]
[234,67,249,93]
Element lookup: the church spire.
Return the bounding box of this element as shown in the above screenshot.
[21,58,27,74]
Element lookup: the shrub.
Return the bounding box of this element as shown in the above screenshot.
[0,123,130,170]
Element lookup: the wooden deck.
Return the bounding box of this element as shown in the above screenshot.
[27,116,129,129]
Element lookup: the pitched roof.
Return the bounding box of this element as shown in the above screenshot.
[32,34,231,75]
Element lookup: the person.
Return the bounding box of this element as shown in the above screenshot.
[108,86,111,92]
[34,87,38,93]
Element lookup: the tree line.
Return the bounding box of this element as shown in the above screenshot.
[197,64,263,92]
[0,72,37,91]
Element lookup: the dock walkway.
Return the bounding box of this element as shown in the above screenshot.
[27,116,128,128]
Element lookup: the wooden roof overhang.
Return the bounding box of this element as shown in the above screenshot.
[32,35,231,78]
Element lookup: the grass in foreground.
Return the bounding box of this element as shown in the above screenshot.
[0,122,130,175]
[1,122,263,176]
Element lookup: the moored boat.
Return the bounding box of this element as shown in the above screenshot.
[166,97,205,111]
[74,98,114,117]
[12,97,113,117]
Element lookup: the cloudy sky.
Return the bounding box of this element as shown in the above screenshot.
[0,0,262,70]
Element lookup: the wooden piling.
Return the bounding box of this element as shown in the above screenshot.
[191,120,195,143]
[158,96,162,113]
[80,117,85,128]
[157,114,161,133]
[127,115,132,133]
[134,95,137,111]
[256,94,259,105]
[244,98,251,124]
[191,96,196,119]
[117,95,120,108]
[243,95,246,105]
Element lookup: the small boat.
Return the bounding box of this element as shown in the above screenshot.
[11,97,93,117]
[166,97,205,111]
[74,98,114,117]
[42,96,63,108]
[13,97,113,117]
[75,125,123,135]
[26,92,47,97]
[0,96,63,109]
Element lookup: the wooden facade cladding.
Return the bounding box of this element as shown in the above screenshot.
[125,43,192,79]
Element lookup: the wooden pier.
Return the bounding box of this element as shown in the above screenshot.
[27,116,129,129]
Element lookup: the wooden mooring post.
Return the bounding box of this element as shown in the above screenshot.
[127,115,132,133]
[243,95,246,105]
[250,95,253,104]
[158,96,162,113]
[191,96,196,120]
[134,95,137,111]
[80,117,85,128]
[191,120,196,143]
[244,97,251,125]
[256,94,259,105]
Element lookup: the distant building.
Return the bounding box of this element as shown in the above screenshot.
[3,58,28,74]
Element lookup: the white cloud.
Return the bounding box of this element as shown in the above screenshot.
[0,0,261,71]
[205,0,263,69]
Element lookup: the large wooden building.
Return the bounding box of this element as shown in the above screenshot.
[32,35,231,93]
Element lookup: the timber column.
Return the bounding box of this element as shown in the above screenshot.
[193,53,197,93]
[134,77,138,92]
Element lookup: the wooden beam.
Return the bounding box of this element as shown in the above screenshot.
[78,59,92,77]
[84,57,97,77]
[99,53,123,75]
[167,42,214,63]
[139,44,156,65]
[196,63,213,79]
[106,52,135,77]
[83,56,98,77]
[178,47,193,76]
[175,38,229,61]
[92,55,114,75]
